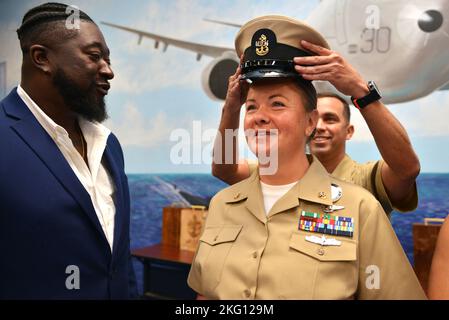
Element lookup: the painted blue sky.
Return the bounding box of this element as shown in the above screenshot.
[1,0,448,173]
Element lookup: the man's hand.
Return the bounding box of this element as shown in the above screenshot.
[224,55,249,112]
[294,40,369,98]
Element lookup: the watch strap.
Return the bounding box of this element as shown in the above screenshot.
[351,81,381,109]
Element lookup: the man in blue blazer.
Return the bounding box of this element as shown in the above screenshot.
[0,3,137,299]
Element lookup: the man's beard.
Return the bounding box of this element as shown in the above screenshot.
[52,68,108,123]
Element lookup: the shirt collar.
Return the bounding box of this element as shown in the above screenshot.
[226,155,333,207]
[331,154,354,181]
[17,84,111,141]
[17,84,66,139]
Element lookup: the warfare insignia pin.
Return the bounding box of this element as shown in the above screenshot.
[299,210,354,238]
[323,205,345,213]
[331,183,342,203]
[305,235,342,246]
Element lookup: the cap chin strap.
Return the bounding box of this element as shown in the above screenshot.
[241,59,294,73]
[240,59,302,81]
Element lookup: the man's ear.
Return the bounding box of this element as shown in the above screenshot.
[29,45,52,74]
[346,124,355,140]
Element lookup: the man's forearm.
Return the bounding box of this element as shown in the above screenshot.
[361,101,420,179]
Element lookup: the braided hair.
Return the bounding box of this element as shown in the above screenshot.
[17,2,95,53]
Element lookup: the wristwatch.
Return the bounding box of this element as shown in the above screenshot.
[351,81,382,110]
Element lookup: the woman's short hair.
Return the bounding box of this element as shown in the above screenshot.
[295,78,317,113]
[294,78,317,143]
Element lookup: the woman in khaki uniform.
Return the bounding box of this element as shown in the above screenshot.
[188,15,425,300]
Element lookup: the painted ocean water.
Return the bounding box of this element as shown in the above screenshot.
[128,173,449,294]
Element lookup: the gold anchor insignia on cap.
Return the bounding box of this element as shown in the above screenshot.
[331,183,343,203]
[255,34,269,56]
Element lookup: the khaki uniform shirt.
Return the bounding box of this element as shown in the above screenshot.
[188,157,425,299]
[332,154,418,215]
[249,154,418,216]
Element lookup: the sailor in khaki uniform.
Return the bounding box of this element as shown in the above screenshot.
[188,15,425,300]
[188,156,425,299]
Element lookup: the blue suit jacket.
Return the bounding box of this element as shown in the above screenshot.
[0,89,137,299]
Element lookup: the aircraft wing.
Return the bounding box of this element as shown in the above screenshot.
[101,21,232,59]
[203,18,242,28]
[439,82,449,91]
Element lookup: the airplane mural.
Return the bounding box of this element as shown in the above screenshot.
[102,0,449,104]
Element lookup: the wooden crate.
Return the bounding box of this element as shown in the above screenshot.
[161,207,183,248]
[162,206,207,251]
[413,218,444,293]
[180,208,207,252]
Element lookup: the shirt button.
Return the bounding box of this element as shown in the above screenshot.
[244,289,251,298]
[252,251,258,259]
[317,248,325,256]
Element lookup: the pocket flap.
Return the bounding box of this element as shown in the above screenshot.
[200,225,243,246]
[289,231,356,261]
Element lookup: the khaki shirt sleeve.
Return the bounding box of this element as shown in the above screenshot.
[187,240,204,296]
[357,198,426,299]
[355,159,419,215]
[353,160,393,215]
[187,196,220,296]
[375,160,418,213]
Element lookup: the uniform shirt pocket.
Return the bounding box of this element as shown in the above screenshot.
[285,231,358,299]
[194,225,243,295]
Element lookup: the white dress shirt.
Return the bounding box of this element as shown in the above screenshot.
[17,85,116,251]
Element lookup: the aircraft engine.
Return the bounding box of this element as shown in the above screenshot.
[201,51,239,101]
